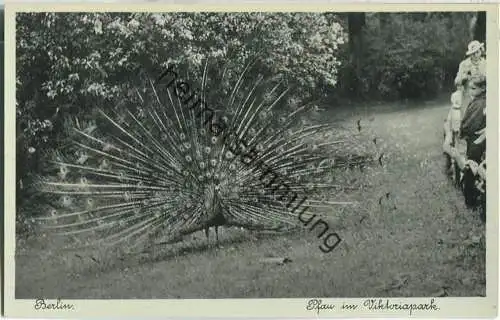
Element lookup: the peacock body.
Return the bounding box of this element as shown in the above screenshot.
[34,59,362,252]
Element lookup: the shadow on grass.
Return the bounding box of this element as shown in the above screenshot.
[16,227,307,280]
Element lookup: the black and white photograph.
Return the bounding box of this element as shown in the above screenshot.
[5,4,498,318]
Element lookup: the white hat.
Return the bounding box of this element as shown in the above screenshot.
[466,40,484,56]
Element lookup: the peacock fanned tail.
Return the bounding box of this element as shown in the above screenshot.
[33,58,355,251]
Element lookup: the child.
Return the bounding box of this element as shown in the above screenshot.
[450,90,462,138]
[444,90,462,148]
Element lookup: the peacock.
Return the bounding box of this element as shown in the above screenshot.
[33,58,370,253]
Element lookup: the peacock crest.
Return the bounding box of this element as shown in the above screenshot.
[33,58,367,252]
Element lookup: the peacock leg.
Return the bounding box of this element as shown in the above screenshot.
[215,226,219,243]
[204,227,210,244]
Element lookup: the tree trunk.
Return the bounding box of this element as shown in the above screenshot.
[471,11,486,44]
[347,13,366,97]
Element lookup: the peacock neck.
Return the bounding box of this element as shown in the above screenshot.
[203,183,225,223]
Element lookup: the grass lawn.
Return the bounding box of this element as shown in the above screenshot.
[15,97,486,298]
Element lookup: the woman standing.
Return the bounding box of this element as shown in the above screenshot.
[454,40,486,114]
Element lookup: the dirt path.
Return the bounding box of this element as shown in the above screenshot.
[15,100,485,298]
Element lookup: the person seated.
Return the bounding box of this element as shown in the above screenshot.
[460,75,486,163]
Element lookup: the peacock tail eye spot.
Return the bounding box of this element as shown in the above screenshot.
[179,146,185,153]
[206,171,213,178]
[256,144,264,152]
[199,162,206,169]
[198,175,205,181]
[161,133,168,141]
[143,199,150,206]
[200,128,207,136]
[229,163,236,171]
[211,136,218,144]
[180,133,186,141]
[279,116,287,124]
[185,155,193,163]
[213,173,220,180]
[103,143,112,151]
[204,146,211,154]
[61,196,72,207]
[184,142,191,150]
[225,151,234,159]
[210,159,217,167]
[182,170,190,177]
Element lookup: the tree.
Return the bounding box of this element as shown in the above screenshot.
[472,11,486,44]
[346,13,366,96]
[335,12,473,100]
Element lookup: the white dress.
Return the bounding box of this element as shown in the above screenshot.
[454,57,486,115]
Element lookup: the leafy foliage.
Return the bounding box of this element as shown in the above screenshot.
[335,12,474,100]
[16,12,346,220]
